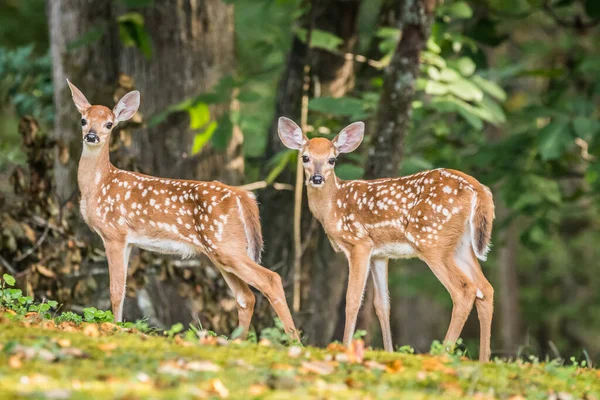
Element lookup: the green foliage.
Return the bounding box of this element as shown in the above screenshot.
[165,323,184,338]
[82,307,115,323]
[55,312,83,325]
[118,12,153,58]
[259,318,298,345]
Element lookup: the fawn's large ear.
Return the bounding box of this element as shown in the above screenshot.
[113,90,140,122]
[66,79,91,114]
[332,122,364,153]
[278,117,308,150]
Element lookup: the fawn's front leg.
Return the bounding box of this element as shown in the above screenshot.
[342,245,373,347]
[371,257,393,352]
[104,240,131,322]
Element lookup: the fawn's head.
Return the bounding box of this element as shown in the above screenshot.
[67,79,140,149]
[278,117,364,188]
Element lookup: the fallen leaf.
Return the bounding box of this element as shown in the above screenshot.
[175,336,192,347]
[258,338,271,347]
[208,379,229,398]
[99,322,118,333]
[35,264,56,278]
[347,339,365,363]
[98,343,118,352]
[301,360,335,375]
[9,355,22,369]
[386,359,404,373]
[248,384,268,396]
[82,323,99,337]
[60,347,88,358]
[334,353,349,363]
[216,337,229,346]
[363,360,386,371]
[326,343,346,353]
[187,360,221,372]
[158,360,188,376]
[288,346,302,358]
[55,338,71,348]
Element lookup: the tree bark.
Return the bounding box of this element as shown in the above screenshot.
[358,0,435,346]
[118,0,239,183]
[48,0,120,202]
[363,0,435,179]
[260,0,361,345]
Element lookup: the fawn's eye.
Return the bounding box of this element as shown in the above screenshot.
[302,155,310,163]
[81,119,87,126]
[328,158,336,165]
[106,122,113,130]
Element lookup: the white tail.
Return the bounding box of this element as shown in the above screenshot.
[67,80,298,340]
[278,117,495,362]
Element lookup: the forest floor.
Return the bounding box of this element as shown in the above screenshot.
[0,314,598,399]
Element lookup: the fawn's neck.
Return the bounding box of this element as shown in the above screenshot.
[306,175,341,227]
[78,143,112,199]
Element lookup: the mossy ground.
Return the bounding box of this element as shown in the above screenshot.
[0,316,598,399]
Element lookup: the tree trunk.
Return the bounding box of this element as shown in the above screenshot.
[118,0,239,183]
[48,0,120,202]
[260,0,361,345]
[363,0,435,179]
[358,0,435,347]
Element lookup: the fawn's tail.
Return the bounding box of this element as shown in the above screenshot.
[235,190,264,263]
[469,185,495,261]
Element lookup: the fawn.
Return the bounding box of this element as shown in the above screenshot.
[66,80,298,340]
[278,117,495,361]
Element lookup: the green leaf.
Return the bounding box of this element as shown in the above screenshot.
[424,80,448,96]
[67,24,107,51]
[447,78,484,102]
[295,28,343,52]
[308,96,366,119]
[470,75,507,102]
[188,102,210,130]
[457,106,484,130]
[192,121,218,155]
[427,66,441,80]
[118,12,153,58]
[237,90,261,103]
[456,57,476,76]
[443,1,473,18]
[572,116,600,140]
[211,115,234,151]
[439,68,461,82]
[537,119,572,160]
[2,274,15,286]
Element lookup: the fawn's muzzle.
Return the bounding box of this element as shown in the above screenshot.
[310,174,324,185]
[84,132,100,144]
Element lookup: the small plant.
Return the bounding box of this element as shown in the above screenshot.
[429,339,467,358]
[165,323,184,338]
[1,273,57,317]
[353,330,367,340]
[397,344,415,354]
[260,318,298,345]
[55,312,83,325]
[83,307,115,323]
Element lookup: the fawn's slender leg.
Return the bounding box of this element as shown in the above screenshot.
[104,240,131,322]
[342,245,373,347]
[219,255,299,341]
[469,254,494,362]
[371,257,393,352]
[422,253,477,348]
[217,267,256,339]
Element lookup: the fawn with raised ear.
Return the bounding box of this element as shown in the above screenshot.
[278,117,495,361]
[66,80,298,340]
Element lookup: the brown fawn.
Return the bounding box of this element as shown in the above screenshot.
[66,80,298,340]
[278,117,495,361]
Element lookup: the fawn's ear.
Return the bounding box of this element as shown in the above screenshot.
[66,79,91,114]
[332,122,364,153]
[278,117,308,150]
[113,90,140,122]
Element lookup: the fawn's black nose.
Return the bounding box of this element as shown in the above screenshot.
[310,174,324,185]
[84,132,99,144]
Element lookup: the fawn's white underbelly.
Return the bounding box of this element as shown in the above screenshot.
[372,242,417,259]
[128,235,199,259]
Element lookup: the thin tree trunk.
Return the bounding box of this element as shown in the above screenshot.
[118,0,239,183]
[358,0,435,347]
[48,0,120,202]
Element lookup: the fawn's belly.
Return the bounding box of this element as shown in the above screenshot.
[128,235,199,259]
[372,242,418,259]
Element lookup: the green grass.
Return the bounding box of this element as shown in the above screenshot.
[0,316,598,399]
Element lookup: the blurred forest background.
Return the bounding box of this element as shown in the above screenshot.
[0,0,598,363]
